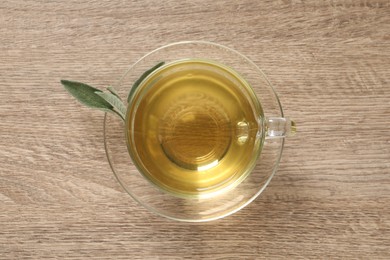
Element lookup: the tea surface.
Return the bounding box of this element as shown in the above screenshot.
[127,60,262,197]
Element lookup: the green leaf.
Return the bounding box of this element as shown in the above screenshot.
[127,61,165,103]
[61,80,113,110]
[107,86,121,100]
[61,80,122,119]
[95,92,126,121]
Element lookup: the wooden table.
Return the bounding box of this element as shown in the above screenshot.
[1,1,389,258]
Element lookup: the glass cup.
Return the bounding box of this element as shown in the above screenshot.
[104,41,295,222]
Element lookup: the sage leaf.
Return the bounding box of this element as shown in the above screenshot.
[61,80,124,120]
[127,61,165,103]
[95,91,126,121]
[107,86,121,100]
[61,80,113,111]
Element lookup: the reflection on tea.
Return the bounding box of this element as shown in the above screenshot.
[127,59,262,197]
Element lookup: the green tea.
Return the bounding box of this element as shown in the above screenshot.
[126,59,262,197]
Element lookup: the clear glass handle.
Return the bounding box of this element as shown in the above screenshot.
[265,117,296,139]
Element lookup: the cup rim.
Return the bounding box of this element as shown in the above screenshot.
[126,58,265,199]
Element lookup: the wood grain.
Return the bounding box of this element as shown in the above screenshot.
[1,0,389,258]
